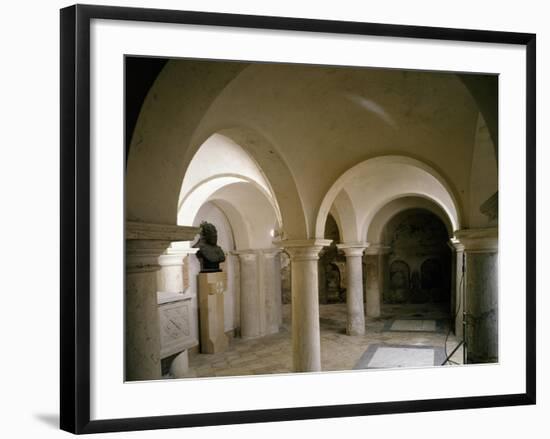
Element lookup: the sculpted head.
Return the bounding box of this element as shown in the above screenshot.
[200,221,218,246]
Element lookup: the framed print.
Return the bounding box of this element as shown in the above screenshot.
[60,4,536,434]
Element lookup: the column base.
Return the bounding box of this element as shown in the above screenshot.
[169,350,189,378]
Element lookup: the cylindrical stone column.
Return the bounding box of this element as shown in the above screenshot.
[263,249,283,335]
[455,228,498,364]
[237,251,261,339]
[448,238,465,338]
[125,239,168,381]
[364,244,390,318]
[283,239,332,372]
[337,244,368,335]
[157,243,198,294]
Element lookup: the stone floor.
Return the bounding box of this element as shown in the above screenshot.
[180,302,463,379]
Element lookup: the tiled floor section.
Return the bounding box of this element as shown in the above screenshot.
[181,303,463,379]
[354,344,447,369]
[390,320,437,332]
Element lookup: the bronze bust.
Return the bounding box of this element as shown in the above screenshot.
[193,221,226,272]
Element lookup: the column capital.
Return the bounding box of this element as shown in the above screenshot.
[261,248,283,258]
[337,242,369,257]
[365,243,391,255]
[166,241,199,255]
[282,239,332,261]
[159,248,198,267]
[447,237,465,252]
[126,221,199,241]
[454,227,498,253]
[126,240,170,273]
[232,250,259,262]
[232,247,282,258]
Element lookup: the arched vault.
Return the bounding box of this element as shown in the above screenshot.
[316,155,461,242]
[366,196,454,245]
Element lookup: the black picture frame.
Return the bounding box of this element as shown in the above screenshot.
[60,4,536,434]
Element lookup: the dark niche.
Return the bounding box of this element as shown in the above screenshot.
[384,209,451,305]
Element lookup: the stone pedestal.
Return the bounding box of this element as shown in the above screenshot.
[283,239,332,372]
[364,245,390,318]
[337,243,368,335]
[455,228,498,364]
[198,271,228,354]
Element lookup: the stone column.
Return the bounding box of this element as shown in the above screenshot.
[455,228,498,364]
[126,240,167,381]
[157,243,198,294]
[337,243,368,335]
[364,244,390,318]
[262,249,283,335]
[236,251,261,339]
[125,221,199,382]
[448,238,465,338]
[283,239,332,372]
[235,248,283,339]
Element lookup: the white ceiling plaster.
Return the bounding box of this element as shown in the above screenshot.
[316,156,460,241]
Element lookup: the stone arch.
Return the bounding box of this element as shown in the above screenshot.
[315,155,462,241]
[178,175,281,232]
[126,60,307,240]
[207,181,280,251]
[366,195,454,245]
[189,126,308,240]
[328,189,360,243]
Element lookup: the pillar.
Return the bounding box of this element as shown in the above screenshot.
[125,239,168,381]
[455,228,498,364]
[448,238,465,339]
[157,242,198,294]
[337,243,368,335]
[236,251,261,339]
[364,244,390,318]
[235,248,283,339]
[263,249,283,334]
[125,221,200,381]
[283,239,332,372]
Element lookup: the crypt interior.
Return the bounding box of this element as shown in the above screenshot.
[125,57,498,381]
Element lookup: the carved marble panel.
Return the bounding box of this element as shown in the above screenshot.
[158,297,197,358]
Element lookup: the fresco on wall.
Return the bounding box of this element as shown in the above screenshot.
[383,209,451,305]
